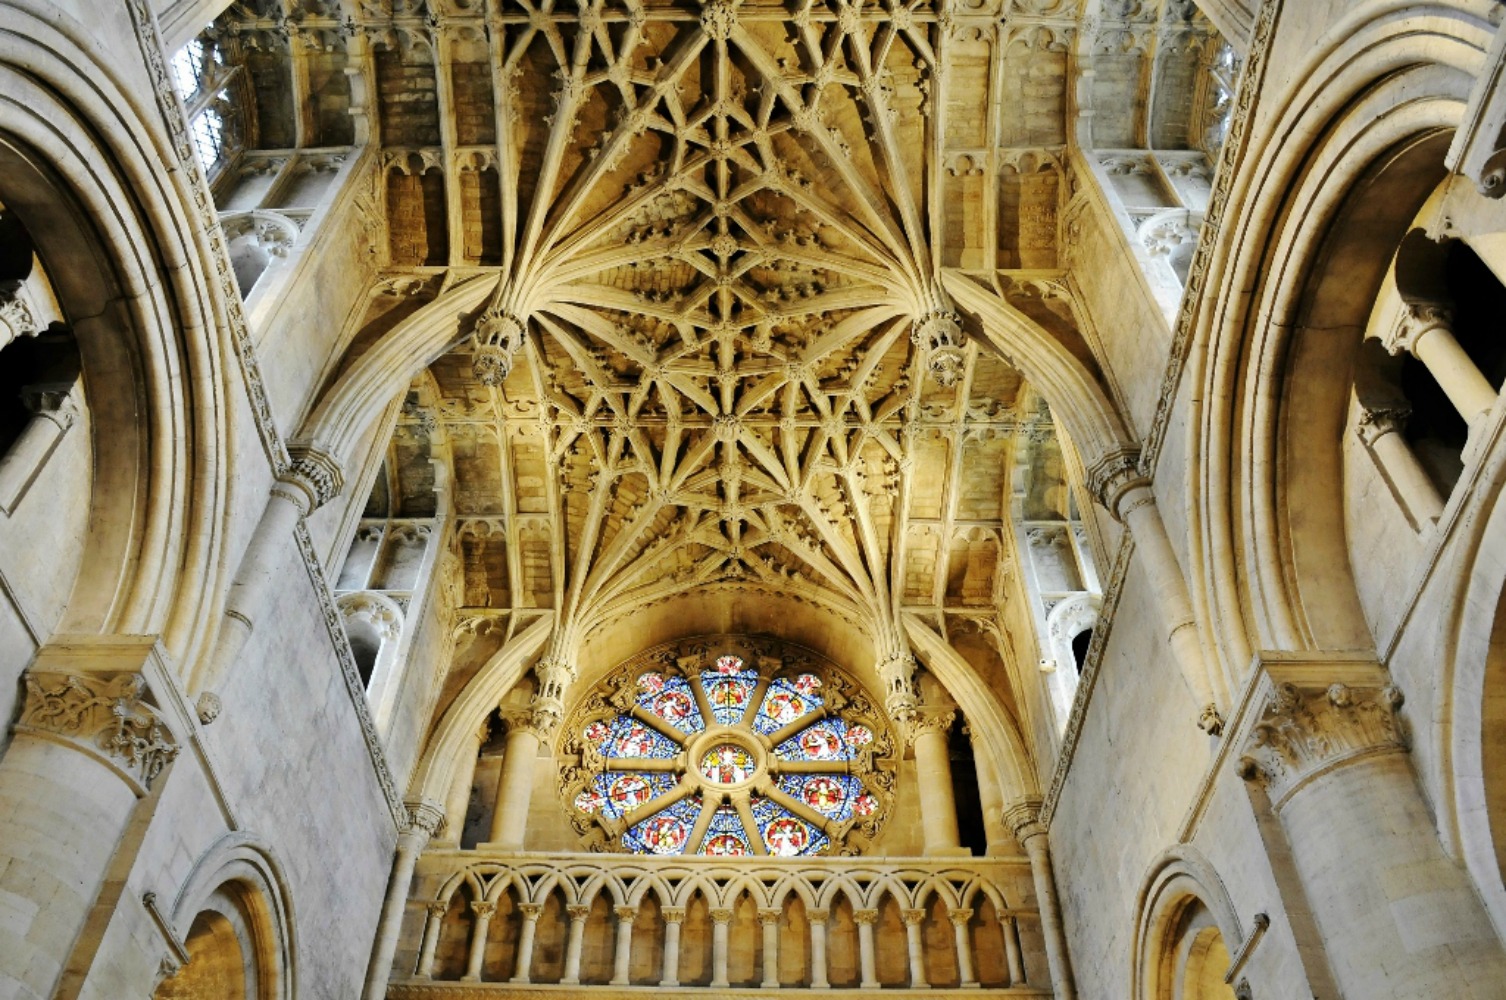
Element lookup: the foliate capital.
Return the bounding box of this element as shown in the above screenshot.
[277,443,345,513]
[1237,677,1407,808]
[1357,405,1411,447]
[18,671,180,793]
[1003,796,1046,845]
[21,381,80,431]
[663,907,688,923]
[406,798,447,837]
[472,308,527,387]
[1382,302,1454,357]
[1085,446,1149,520]
[852,908,879,926]
[501,703,560,742]
[906,708,957,746]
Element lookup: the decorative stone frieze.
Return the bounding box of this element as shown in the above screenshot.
[1237,678,1407,808]
[17,672,180,793]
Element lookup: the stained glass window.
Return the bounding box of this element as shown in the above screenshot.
[566,646,890,857]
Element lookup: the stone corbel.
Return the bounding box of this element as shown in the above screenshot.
[1233,656,1407,809]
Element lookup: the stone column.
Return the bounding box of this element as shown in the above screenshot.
[1006,799,1077,1000]
[758,908,781,988]
[902,908,929,988]
[484,708,548,849]
[610,905,637,985]
[203,445,343,691]
[0,638,182,1000]
[950,907,978,987]
[0,381,78,513]
[1002,915,1026,985]
[363,799,444,999]
[510,903,542,983]
[561,905,590,984]
[854,909,881,988]
[1357,406,1445,525]
[415,902,447,978]
[969,726,1012,854]
[1235,658,1506,999]
[440,718,489,846]
[1384,303,1498,429]
[910,710,969,855]
[710,907,733,987]
[463,901,495,981]
[661,907,686,986]
[1088,450,1221,732]
[808,909,830,989]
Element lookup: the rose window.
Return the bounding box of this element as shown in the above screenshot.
[562,638,895,857]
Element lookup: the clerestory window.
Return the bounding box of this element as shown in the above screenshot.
[562,645,896,858]
[170,35,243,175]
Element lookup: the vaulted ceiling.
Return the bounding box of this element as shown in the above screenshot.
[256,0,1218,681]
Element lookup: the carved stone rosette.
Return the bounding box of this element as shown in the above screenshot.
[1237,678,1407,809]
[17,672,180,794]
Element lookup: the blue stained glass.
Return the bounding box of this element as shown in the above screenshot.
[750,795,828,856]
[623,795,702,855]
[700,803,751,856]
[603,715,681,760]
[774,718,856,762]
[590,771,678,819]
[700,669,759,726]
[776,772,864,822]
[753,677,823,734]
[637,675,705,735]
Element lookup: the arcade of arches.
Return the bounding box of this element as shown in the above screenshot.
[5,0,1506,998]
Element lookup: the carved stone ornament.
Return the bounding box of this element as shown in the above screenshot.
[195,691,223,725]
[472,308,527,387]
[699,0,739,40]
[278,443,346,512]
[18,672,180,792]
[1357,405,1411,447]
[0,280,42,352]
[905,708,957,746]
[1085,446,1149,519]
[910,308,967,387]
[1382,302,1454,358]
[1237,679,1407,808]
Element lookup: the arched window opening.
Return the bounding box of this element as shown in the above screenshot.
[949,718,987,856]
[1071,629,1093,673]
[153,910,250,1000]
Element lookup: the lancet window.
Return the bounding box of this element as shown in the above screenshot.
[560,641,896,858]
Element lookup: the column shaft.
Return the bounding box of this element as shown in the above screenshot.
[759,910,780,988]
[902,910,928,988]
[1414,324,1498,424]
[610,908,635,985]
[661,914,684,987]
[951,909,978,986]
[441,724,487,846]
[855,912,880,988]
[487,726,540,847]
[809,910,830,989]
[710,910,732,987]
[511,907,541,983]
[912,714,966,855]
[1003,915,1026,985]
[1368,426,1445,523]
[363,802,441,1000]
[463,904,494,982]
[416,905,446,978]
[561,908,589,984]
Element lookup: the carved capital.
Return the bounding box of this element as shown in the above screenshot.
[518,903,544,920]
[1382,302,1454,358]
[900,908,927,926]
[948,907,973,926]
[1003,797,1046,845]
[662,907,687,923]
[757,908,781,926]
[807,908,830,923]
[18,671,179,793]
[566,904,592,921]
[406,798,447,836]
[852,908,879,926]
[0,280,41,350]
[426,902,448,919]
[1237,677,1407,807]
[709,907,734,923]
[1357,405,1411,447]
[1085,446,1149,520]
[471,901,497,919]
[906,708,957,746]
[614,905,639,922]
[20,381,80,432]
[276,443,345,513]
